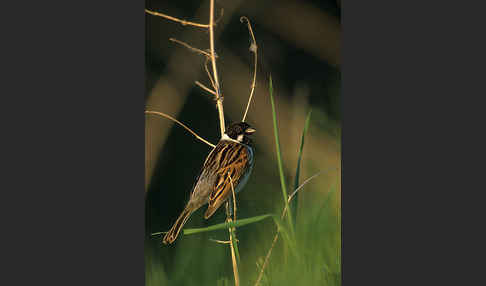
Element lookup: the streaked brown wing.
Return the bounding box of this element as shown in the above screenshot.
[204,141,250,219]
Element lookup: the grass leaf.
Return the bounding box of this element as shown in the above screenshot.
[269,76,295,238]
[313,182,339,227]
[229,225,241,263]
[180,214,274,236]
[292,110,312,224]
[271,215,298,258]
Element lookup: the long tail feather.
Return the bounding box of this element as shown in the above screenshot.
[163,207,193,244]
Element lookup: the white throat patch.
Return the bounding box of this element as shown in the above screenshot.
[222,133,243,143]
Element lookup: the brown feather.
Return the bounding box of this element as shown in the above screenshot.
[204,143,250,219]
[163,207,193,244]
[162,123,255,244]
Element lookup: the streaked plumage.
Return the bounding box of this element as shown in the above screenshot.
[163,122,255,244]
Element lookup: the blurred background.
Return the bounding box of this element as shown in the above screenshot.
[145,0,341,285]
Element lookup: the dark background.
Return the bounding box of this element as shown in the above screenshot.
[145,0,341,285]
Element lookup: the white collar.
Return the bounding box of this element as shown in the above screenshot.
[221,133,241,143]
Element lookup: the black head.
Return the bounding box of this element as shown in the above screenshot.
[224,122,256,145]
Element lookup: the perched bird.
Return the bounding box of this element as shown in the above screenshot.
[163,122,256,244]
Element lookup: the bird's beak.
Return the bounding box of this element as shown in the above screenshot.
[245,128,256,134]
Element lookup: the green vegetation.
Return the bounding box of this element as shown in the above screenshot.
[145,78,341,286]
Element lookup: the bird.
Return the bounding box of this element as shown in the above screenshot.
[162,122,256,244]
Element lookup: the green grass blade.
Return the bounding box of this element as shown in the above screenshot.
[229,227,240,263]
[292,110,312,225]
[269,76,295,238]
[180,214,274,236]
[313,182,338,226]
[271,216,298,258]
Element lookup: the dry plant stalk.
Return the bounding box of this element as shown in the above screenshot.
[147,2,226,134]
[145,110,215,148]
[146,2,259,285]
[228,221,240,286]
[240,16,258,122]
[209,239,232,244]
[208,0,225,136]
[145,9,210,28]
[204,57,216,92]
[227,175,240,286]
[169,38,213,58]
[229,175,237,220]
[195,81,217,96]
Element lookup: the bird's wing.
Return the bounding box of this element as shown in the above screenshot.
[204,142,251,219]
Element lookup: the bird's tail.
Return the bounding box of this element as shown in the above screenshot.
[163,207,193,244]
